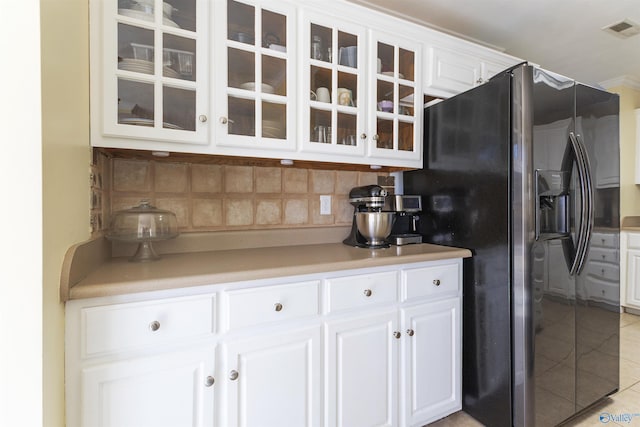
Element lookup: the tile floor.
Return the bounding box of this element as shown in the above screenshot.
[429,312,640,427]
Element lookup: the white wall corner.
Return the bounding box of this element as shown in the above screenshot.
[599,75,640,91]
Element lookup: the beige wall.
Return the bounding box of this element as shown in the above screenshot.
[606,84,640,219]
[41,0,91,425]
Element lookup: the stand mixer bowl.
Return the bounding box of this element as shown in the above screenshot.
[355,212,395,246]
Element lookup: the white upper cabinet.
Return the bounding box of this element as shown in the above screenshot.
[300,11,368,159]
[90,0,523,167]
[91,0,210,148]
[213,0,297,153]
[425,43,521,96]
[367,30,422,164]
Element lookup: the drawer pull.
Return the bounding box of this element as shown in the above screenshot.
[393,331,401,339]
[149,320,161,332]
[229,370,239,381]
[364,289,372,297]
[274,302,283,312]
[406,329,415,337]
[433,279,441,286]
[205,376,215,387]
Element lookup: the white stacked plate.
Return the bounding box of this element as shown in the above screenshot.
[239,82,275,94]
[119,58,181,78]
[119,117,183,130]
[118,8,179,28]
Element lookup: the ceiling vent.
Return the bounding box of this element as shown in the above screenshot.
[602,19,640,38]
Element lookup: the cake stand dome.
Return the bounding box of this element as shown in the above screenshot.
[106,200,179,262]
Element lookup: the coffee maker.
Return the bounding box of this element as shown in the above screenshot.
[384,194,423,245]
[343,185,395,248]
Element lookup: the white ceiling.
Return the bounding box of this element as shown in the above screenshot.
[348,0,640,86]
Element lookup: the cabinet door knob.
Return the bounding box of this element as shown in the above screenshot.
[363,289,372,297]
[360,133,367,139]
[229,370,239,381]
[274,302,283,312]
[476,78,484,84]
[219,117,228,124]
[205,376,215,387]
[372,134,379,141]
[406,329,415,337]
[199,115,208,123]
[433,279,441,286]
[149,320,161,332]
[393,331,401,339]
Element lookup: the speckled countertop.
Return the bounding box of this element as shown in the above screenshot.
[622,217,640,231]
[64,241,471,301]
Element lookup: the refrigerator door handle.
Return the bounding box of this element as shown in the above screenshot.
[573,132,594,274]
[568,132,593,275]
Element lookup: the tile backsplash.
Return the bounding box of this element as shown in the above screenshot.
[95,154,387,234]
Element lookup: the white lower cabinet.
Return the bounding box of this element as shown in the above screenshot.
[221,325,322,427]
[325,310,399,427]
[401,299,461,426]
[66,259,463,427]
[81,347,216,427]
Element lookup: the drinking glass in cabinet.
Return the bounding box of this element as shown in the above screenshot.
[337,113,357,146]
[376,119,393,149]
[310,24,332,62]
[398,121,414,151]
[310,109,331,143]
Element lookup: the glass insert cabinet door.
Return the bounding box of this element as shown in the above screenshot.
[215,0,296,150]
[368,34,421,160]
[101,0,209,144]
[301,12,366,157]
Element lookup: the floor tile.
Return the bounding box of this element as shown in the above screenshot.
[427,410,485,426]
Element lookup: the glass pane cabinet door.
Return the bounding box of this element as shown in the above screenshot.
[369,35,421,161]
[100,0,208,144]
[302,13,366,156]
[216,0,295,150]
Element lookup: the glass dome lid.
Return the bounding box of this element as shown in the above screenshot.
[106,200,179,261]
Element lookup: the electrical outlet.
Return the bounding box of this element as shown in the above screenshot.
[320,195,331,215]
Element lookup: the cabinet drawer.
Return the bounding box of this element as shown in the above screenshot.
[403,263,459,301]
[591,232,618,248]
[225,281,320,331]
[588,247,618,264]
[586,277,619,304]
[627,233,640,249]
[585,260,619,282]
[326,271,398,313]
[82,295,215,357]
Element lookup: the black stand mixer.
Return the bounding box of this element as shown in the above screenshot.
[343,185,394,249]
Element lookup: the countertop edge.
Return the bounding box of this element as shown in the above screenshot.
[67,244,471,301]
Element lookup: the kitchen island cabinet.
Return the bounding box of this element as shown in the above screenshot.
[64,242,470,427]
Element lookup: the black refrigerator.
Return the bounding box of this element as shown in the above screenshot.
[404,64,620,427]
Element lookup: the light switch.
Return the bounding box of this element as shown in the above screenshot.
[320,195,331,215]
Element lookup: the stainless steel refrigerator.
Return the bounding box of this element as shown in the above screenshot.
[404,64,620,427]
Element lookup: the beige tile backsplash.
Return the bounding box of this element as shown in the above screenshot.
[102,156,387,233]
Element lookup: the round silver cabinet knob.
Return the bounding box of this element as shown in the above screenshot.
[229,370,239,381]
[219,117,228,124]
[205,376,215,387]
[433,279,441,287]
[199,115,208,123]
[406,329,415,337]
[372,134,379,141]
[149,320,161,332]
[363,289,372,297]
[393,331,401,339]
[360,133,367,139]
[274,302,283,312]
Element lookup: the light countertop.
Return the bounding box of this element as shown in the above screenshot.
[66,242,471,300]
